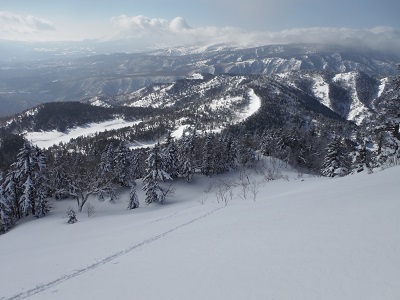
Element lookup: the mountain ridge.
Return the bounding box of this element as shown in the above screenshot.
[0,43,398,117]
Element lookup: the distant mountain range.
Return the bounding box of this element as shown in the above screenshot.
[0,43,398,118]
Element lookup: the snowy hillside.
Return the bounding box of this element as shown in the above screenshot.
[1,162,399,300]
[274,70,389,125]
[23,89,261,149]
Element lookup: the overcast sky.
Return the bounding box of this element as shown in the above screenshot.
[0,0,399,51]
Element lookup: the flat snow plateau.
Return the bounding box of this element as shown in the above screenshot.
[1,163,400,300]
[25,118,139,149]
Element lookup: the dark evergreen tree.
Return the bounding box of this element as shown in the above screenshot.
[114,142,133,186]
[238,133,256,167]
[162,132,179,179]
[178,129,196,181]
[99,143,115,178]
[48,152,70,199]
[131,149,146,179]
[35,185,50,218]
[0,185,14,233]
[219,134,237,172]
[201,133,215,176]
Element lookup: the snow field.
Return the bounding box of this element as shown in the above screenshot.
[1,163,400,299]
[25,118,140,149]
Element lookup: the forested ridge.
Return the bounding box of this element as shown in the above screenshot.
[0,68,399,233]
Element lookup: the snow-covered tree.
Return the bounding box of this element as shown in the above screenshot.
[131,149,146,180]
[20,175,34,216]
[99,143,116,178]
[0,185,14,233]
[201,133,215,176]
[12,143,47,217]
[142,142,171,204]
[55,151,116,212]
[162,132,179,179]
[178,128,197,181]
[321,138,349,177]
[1,171,20,219]
[238,133,256,167]
[114,142,133,186]
[127,185,140,210]
[48,152,70,199]
[67,209,78,224]
[35,185,49,218]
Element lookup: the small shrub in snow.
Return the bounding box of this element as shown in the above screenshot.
[67,209,78,224]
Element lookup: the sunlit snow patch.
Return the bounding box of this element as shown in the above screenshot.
[26,118,140,149]
[188,73,204,80]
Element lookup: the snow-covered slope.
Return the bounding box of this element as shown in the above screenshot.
[332,72,372,124]
[1,163,399,300]
[273,70,387,125]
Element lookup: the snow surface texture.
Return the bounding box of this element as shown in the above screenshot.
[1,163,400,300]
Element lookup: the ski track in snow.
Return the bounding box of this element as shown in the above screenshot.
[3,205,226,300]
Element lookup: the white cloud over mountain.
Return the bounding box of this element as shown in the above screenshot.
[108,15,400,53]
[0,11,398,55]
[0,11,55,34]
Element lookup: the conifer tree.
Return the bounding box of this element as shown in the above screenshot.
[114,142,133,186]
[162,132,179,179]
[127,185,140,209]
[131,149,146,180]
[201,133,215,176]
[13,143,47,216]
[0,185,14,233]
[142,142,171,204]
[35,185,49,218]
[178,128,196,181]
[321,138,349,177]
[2,171,20,219]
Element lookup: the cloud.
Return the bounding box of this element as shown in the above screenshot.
[110,15,191,38]
[0,11,55,35]
[267,27,400,53]
[108,15,400,54]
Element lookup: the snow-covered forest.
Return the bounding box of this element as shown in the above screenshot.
[0,53,399,299]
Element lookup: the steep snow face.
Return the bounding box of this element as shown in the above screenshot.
[333,72,371,125]
[377,77,389,98]
[0,162,399,300]
[311,74,331,109]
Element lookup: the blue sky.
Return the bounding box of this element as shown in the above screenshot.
[0,0,399,51]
